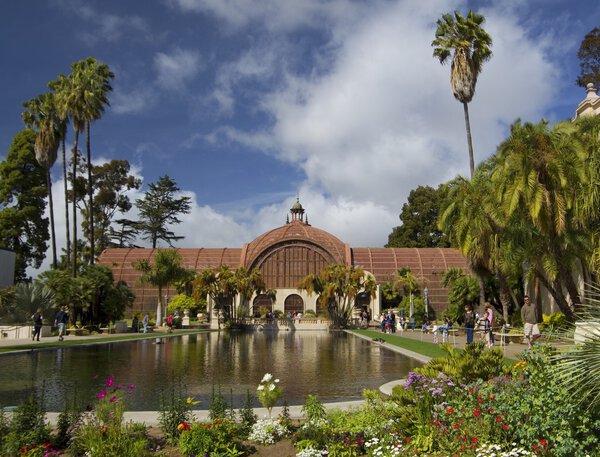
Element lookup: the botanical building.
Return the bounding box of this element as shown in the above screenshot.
[98,200,469,321]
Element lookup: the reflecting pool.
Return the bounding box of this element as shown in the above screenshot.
[0,331,420,411]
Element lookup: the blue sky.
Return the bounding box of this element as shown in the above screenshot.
[0,0,598,274]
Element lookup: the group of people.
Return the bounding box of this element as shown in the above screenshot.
[462,302,495,347]
[462,296,541,348]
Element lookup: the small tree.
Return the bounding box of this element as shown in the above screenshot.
[132,249,189,326]
[298,264,376,328]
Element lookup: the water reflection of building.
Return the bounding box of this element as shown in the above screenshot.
[98,200,469,321]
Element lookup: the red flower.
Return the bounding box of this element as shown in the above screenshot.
[489,407,494,412]
[405,437,411,443]
[473,409,481,417]
[496,416,502,422]
[503,424,509,430]
[471,437,479,443]
[177,422,191,431]
[468,388,474,393]
[433,420,440,426]
[540,438,548,447]
[447,407,454,414]
[454,424,459,429]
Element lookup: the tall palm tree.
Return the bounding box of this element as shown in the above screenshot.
[492,120,589,320]
[22,93,61,269]
[48,75,72,266]
[68,58,114,266]
[432,10,492,178]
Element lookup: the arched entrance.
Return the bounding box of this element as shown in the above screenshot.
[253,294,273,317]
[355,292,371,310]
[284,294,304,315]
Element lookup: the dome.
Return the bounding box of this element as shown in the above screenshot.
[242,220,348,269]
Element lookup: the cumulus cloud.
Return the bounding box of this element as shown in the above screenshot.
[54,0,150,43]
[154,48,202,91]
[111,86,154,114]
[245,1,559,212]
[164,0,365,32]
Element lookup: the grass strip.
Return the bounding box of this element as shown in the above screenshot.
[0,329,215,353]
[351,329,518,364]
[351,329,448,358]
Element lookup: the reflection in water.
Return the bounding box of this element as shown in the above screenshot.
[0,331,420,411]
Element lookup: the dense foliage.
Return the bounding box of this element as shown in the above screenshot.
[0,129,49,280]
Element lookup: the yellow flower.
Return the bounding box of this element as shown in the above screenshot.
[186,396,200,405]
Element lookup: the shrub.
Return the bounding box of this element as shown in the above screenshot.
[2,391,51,456]
[238,389,257,436]
[302,394,327,424]
[415,341,506,383]
[158,379,196,443]
[208,385,228,420]
[178,419,245,456]
[68,376,148,457]
[248,418,289,445]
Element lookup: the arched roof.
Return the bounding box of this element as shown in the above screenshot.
[242,219,348,268]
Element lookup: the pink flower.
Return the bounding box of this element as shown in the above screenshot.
[127,384,136,390]
[105,376,114,387]
[97,390,106,400]
[109,396,118,403]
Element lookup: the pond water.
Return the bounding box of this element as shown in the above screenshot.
[0,331,420,411]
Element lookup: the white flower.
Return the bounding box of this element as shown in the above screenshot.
[261,373,273,382]
[274,378,280,383]
[269,384,276,391]
[257,385,264,391]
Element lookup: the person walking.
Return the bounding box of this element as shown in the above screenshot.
[31,308,43,341]
[521,295,541,349]
[464,305,475,344]
[54,306,69,341]
[142,313,149,334]
[484,303,495,348]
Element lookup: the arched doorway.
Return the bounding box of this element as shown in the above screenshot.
[284,294,304,315]
[253,294,273,317]
[355,292,371,310]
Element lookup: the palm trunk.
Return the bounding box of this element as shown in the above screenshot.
[62,136,71,265]
[86,121,95,265]
[46,169,57,269]
[478,275,486,308]
[463,102,475,178]
[498,273,510,324]
[72,129,79,277]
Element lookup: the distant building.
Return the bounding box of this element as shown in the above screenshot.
[0,248,15,288]
[98,200,469,323]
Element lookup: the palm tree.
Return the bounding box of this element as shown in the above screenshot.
[132,249,189,326]
[58,59,114,274]
[395,268,421,322]
[193,265,237,329]
[233,267,266,324]
[22,93,61,269]
[432,10,492,178]
[492,120,589,320]
[48,75,72,266]
[298,264,376,328]
[68,58,114,265]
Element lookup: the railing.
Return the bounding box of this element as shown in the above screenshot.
[0,325,33,340]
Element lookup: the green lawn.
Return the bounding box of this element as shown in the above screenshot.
[351,329,449,358]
